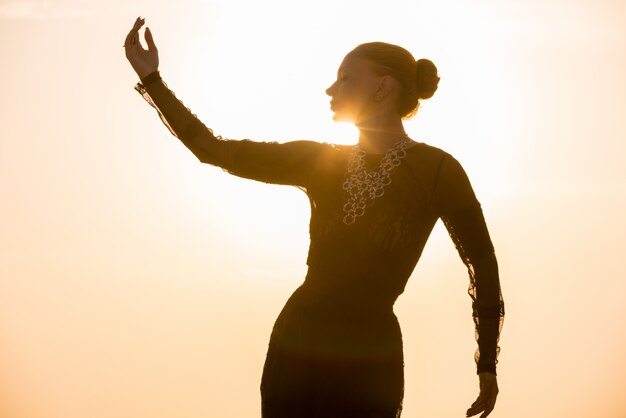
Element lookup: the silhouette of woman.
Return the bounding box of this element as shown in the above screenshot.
[124,16,505,418]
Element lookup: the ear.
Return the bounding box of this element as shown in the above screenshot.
[375,75,397,99]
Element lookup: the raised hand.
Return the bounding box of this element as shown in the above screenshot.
[124,16,159,80]
[466,372,499,417]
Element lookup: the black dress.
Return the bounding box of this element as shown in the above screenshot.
[134,71,505,418]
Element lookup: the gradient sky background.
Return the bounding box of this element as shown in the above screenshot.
[1,0,625,417]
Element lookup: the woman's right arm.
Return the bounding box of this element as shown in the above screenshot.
[125,17,324,187]
[134,71,324,187]
[134,70,230,166]
[123,17,232,167]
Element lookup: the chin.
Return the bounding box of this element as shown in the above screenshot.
[331,111,355,123]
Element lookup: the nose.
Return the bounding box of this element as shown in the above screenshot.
[326,81,337,97]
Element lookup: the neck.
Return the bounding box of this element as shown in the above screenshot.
[356,113,408,154]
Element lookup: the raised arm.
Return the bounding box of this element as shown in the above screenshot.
[124,18,324,187]
[135,72,324,187]
[134,70,229,165]
[431,153,505,416]
[123,17,224,165]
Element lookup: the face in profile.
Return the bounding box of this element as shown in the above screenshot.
[326,53,385,124]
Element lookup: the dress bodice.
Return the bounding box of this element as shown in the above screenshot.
[303,143,440,306]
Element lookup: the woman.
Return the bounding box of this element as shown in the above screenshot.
[124,16,504,418]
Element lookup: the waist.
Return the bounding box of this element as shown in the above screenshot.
[298,266,401,311]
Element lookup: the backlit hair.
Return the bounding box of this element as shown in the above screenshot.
[350,42,440,119]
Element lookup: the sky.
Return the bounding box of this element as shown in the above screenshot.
[1,0,625,417]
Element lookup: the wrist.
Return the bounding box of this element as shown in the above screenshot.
[477,363,497,375]
[478,371,497,377]
[140,70,161,86]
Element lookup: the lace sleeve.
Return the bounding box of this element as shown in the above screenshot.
[134,71,324,187]
[432,154,505,375]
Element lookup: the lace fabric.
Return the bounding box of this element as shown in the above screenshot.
[441,204,505,374]
[135,74,325,189]
[133,75,505,416]
[431,153,505,374]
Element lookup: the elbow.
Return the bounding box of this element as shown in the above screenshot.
[188,146,216,165]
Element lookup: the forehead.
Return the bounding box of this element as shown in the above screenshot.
[337,53,374,74]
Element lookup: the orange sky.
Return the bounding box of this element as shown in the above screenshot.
[1,0,625,417]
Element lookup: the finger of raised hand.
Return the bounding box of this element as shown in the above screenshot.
[144,27,157,52]
[125,18,139,43]
[124,17,144,48]
[124,28,133,49]
[131,18,144,44]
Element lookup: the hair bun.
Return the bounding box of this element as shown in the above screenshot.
[415,58,440,100]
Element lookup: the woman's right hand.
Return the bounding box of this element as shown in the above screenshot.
[124,16,159,80]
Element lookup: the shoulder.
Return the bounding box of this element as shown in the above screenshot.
[279,140,344,155]
[409,141,472,176]
[237,139,330,160]
[407,141,452,161]
[310,142,351,174]
[269,140,349,173]
[404,141,457,175]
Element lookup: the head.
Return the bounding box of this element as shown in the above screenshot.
[326,42,440,124]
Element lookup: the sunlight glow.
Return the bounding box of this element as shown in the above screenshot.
[1,0,625,417]
[167,0,524,230]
